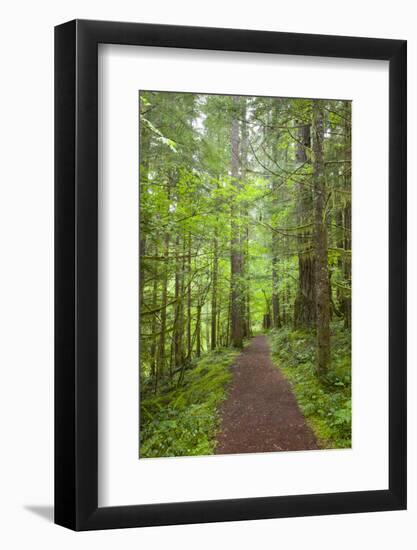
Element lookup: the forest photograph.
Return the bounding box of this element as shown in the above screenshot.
[139,90,352,458]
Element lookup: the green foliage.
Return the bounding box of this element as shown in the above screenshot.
[141,116,178,151]
[140,349,239,458]
[139,91,351,456]
[269,322,351,448]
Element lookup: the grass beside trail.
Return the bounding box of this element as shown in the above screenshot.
[140,348,239,458]
[269,322,351,449]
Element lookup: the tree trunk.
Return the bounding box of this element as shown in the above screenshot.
[342,201,352,328]
[173,234,186,371]
[196,304,202,358]
[187,232,192,358]
[270,105,284,330]
[230,97,244,348]
[139,104,150,312]
[312,100,331,376]
[335,101,352,330]
[155,231,170,391]
[294,122,316,329]
[211,234,218,350]
[342,100,352,329]
[241,100,250,339]
[217,302,222,348]
[272,255,281,328]
[205,302,210,352]
[262,289,271,330]
[294,254,316,328]
[226,290,231,346]
[149,245,159,379]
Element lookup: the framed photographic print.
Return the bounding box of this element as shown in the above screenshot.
[55,19,406,530]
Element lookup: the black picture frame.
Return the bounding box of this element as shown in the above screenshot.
[55,19,407,531]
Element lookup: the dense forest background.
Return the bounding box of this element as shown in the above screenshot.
[139,91,352,458]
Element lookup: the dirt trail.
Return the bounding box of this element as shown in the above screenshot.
[215,334,318,454]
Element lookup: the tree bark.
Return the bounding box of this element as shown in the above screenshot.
[272,254,281,328]
[312,100,331,375]
[149,245,159,379]
[230,97,244,348]
[211,234,218,350]
[196,304,202,357]
[155,231,170,391]
[187,232,192,358]
[245,225,252,338]
[240,100,250,339]
[139,101,151,313]
[173,235,186,370]
[342,201,352,328]
[342,100,352,329]
[294,122,316,329]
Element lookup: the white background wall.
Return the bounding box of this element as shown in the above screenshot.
[0,0,415,548]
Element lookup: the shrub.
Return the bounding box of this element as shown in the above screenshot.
[140,349,239,458]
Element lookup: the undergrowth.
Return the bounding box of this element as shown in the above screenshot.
[269,322,351,449]
[140,349,239,458]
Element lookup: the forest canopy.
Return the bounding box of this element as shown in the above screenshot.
[139,91,351,457]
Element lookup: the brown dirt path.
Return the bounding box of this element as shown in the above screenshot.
[215,335,318,454]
